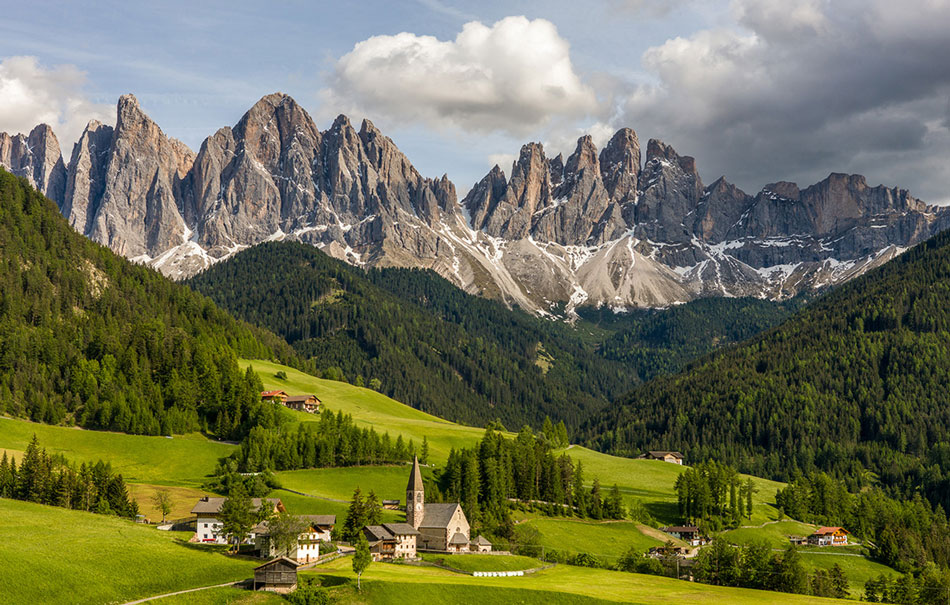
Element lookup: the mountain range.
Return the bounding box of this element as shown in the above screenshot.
[3,93,948,315]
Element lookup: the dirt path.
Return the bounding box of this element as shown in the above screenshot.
[120,581,241,604]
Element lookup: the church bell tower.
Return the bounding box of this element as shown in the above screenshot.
[406,455,425,529]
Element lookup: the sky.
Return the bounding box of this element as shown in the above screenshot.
[1,0,948,202]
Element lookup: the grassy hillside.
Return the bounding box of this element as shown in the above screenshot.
[0,416,233,486]
[517,517,664,563]
[0,498,256,605]
[242,359,489,461]
[308,556,840,604]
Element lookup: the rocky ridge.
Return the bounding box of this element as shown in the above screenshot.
[3,93,948,316]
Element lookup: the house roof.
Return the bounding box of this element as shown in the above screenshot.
[254,556,301,571]
[449,532,469,545]
[407,456,424,492]
[648,451,684,459]
[191,496,283,515]
[812,526,849,535]
[471,535,491,546]
[383,523,420,536]
[363,525,394,541]
[261,390,287,398]
[419,503,461,529]
[285,395,321,404]
[300,514,336,527]
[661,525,699,533]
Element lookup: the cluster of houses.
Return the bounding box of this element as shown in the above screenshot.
[260,390,321,414]
[191,456,492,593]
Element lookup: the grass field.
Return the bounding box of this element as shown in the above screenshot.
[241,359,490,461]
[307,556,841,604]
[719,521,817,548]
[153,587,285,604]
[0,416,233,486]
[419,553,543,572]
[799,551,898,597]
[563,446,785,525]
[276,465,414,502]
[0,498,256,605]
[518,517,664,562]
[129,483,211,521]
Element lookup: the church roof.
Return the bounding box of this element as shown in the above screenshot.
[419,503,462,529]
[449,532,469,545]
[471,535,492,546]
[407,456,424,492]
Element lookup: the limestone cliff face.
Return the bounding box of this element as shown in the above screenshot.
[0,124,67,204]
[4,92,949,316]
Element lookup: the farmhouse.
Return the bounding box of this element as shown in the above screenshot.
[261,390,288,403]
[808,526,850,546]
[191,496,285,544]
[253,557,300,593]
[640,451,685,464]
[362,523,420,561]
[284,394,321,413]
[256,514,336,562]
[405,456,491,553]
[661,525,708,546]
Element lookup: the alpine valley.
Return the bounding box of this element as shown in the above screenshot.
[3,92,947,316]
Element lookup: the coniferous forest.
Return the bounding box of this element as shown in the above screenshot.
[583,227,950,515]
[0,169,297,439]
[186,240,799,430]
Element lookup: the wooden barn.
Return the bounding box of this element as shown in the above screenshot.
[253,557,301,593]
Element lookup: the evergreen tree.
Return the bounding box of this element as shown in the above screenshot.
[343,487,366,542]
[219,484,254,552]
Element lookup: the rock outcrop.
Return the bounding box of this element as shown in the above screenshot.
[3,93,949,316]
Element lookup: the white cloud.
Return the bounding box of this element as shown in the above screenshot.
[0,56,112,151]
[613,0,950,202]
[487,152,517,172]
[323,16,599,136]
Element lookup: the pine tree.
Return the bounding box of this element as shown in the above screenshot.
[420,436,429,465]
[364,490,382,526]
[343,487,366,542]
[219,484,254,552]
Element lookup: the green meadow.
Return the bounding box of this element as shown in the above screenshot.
[0,416,233,486]
[308,556,842,604]
[719,520,817,548]
[0,499,256,605]
[241,359,491,461]
[148,587,285,604]
[419,553,543,572]
[517,517,664,562]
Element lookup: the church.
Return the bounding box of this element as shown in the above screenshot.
[406,456,492,553]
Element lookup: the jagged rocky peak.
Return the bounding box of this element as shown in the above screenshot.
[563,135,600,179]
[599,127,640,202]
[0,124,67,204]
[463,163,508,230]
[82,94,196,259]
[636,138,705,243]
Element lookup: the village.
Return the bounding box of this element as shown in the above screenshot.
[180,393,856,594]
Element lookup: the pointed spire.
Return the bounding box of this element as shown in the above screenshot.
[407,455,424,492]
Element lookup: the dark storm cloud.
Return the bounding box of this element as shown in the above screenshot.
[618,0,950,202]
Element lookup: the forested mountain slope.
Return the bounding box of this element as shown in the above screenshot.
[0,169,297,438]
[187,241,635,429]
[583,227,950,510]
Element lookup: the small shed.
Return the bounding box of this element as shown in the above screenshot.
[253,557,301,593]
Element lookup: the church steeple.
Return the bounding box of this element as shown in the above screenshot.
[407,455,424,529]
